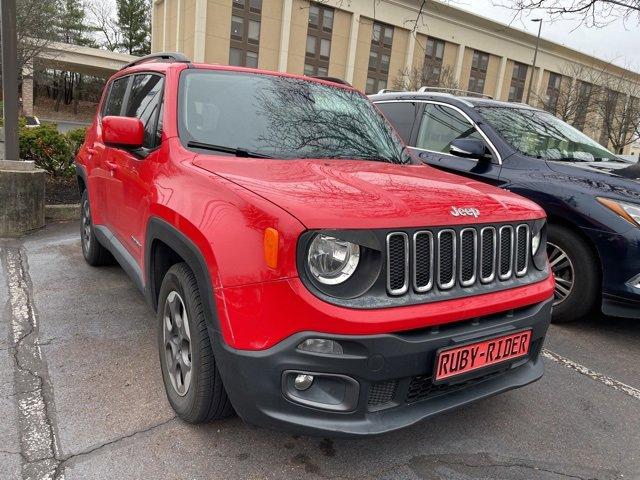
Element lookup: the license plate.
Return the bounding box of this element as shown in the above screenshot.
[434,330,532,383]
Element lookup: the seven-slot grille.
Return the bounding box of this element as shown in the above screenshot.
[386,224,530,296]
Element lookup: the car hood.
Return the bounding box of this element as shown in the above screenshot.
[546,159,640,202]
[193,156,544,229]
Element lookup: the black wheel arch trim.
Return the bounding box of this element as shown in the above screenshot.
[145,216,223,336]
[75,161,88,193]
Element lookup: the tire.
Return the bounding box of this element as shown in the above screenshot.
[157,262,233,423]
[80,190,114,266]
[547,224,599,323]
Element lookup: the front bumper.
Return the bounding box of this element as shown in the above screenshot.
[213,297,552,437]
[584,227,640,318]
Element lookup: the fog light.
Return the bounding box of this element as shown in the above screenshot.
[294,374,314,391]
[297,338,343,355]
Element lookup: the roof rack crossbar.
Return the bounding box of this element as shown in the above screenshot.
[121,52,191,70]
[417,86,493,99]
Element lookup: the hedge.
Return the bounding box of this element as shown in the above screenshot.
[0,118,87,177]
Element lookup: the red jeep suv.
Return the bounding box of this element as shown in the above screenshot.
[76,53,554,436]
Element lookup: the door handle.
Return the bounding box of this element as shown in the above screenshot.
[86,147,96,155]
[105,160,118,170]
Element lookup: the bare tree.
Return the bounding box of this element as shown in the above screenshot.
[533,62,611,128]
[0,0,61,81]
[393,59,459,92]
[595,74,640,153]
[86,0,122,51]
[495,0,640,28]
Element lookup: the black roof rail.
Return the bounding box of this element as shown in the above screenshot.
[120,52,191,70]
[309,76,352,87]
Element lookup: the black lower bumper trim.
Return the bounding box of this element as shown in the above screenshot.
[212,298,552,437]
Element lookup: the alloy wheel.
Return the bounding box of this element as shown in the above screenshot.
[547,242,575,306]
[163,291,193,396]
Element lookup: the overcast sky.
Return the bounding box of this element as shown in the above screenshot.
[451,0,639,73]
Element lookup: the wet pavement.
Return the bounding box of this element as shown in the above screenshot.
[1,221,639,480]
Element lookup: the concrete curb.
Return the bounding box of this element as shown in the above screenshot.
[45,204,80,222]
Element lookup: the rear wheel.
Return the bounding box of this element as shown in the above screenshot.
[80,190,113,266]
[158,262,233,423]
[547,224,599,323]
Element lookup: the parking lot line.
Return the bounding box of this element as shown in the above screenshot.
[542,349,640,401]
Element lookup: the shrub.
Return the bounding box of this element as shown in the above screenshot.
[65,127,88,158]
[19,123,74,177]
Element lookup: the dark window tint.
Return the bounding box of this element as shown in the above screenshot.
[416,103,484,153]
[103,77,129,116]
[376,102,417,143]
[125,74,164,148]
[178,70,409,163]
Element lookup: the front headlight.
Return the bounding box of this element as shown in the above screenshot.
[531,228,542,256]
[307,234,360,285]
[597,198,640,227]
[531,220,547,271]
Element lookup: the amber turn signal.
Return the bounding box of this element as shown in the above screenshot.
[264,227,279,268]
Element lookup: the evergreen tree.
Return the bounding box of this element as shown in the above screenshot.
[58,0,94,46]
[116,0,151,56]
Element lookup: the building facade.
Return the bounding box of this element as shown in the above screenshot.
[151,0,640,153]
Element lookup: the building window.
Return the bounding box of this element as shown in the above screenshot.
[366,21,394,94]
[229,0,262,67]
[573,80,593,130]
[508,62,528,102]
[468,50,489,94]
[600,88,619,145]
[546,72,562,114]
[305,3,333,76]
[423,38,445,86]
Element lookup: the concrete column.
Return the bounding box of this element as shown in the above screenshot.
[494,55,507,100]
[175,0,182,51]
[277,0,293,72]
[193,0,207,62]
[345,13,360,84]
[454,44,465,85]
[162,0,169,51]
[535,67,545,98]
[404,32,416,73]
[21,60,34,116]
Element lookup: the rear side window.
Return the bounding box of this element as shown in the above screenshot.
[415,103,484,153]
[103,77,129,116]
[375,101,417,143]
[125,74,164,148]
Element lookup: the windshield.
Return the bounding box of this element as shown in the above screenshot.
[178,70,409,163]
[476,106,619,162]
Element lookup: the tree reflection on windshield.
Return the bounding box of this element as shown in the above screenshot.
[179,70,409,164]
[477,106,618,162]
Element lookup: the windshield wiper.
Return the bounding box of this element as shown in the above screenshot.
[187,141,273,158]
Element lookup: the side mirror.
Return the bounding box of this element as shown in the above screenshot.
[103,116,144,149]
[449,138,489,161]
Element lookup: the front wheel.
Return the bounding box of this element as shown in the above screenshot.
[547,224,599,323]
[157,262,233,423]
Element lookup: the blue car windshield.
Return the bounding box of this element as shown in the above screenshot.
[178,70,410,163]
[476,106,620,162]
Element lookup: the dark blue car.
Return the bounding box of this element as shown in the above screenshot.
[370,90,640,323]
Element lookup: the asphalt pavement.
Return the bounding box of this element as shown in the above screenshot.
[1,221,639,480]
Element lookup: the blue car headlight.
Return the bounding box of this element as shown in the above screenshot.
[597,198,640,227]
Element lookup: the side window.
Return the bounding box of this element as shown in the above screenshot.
[103,77,129,116]
[375,102,417,143]
[415,103,484,154]
[125,74,164,148]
